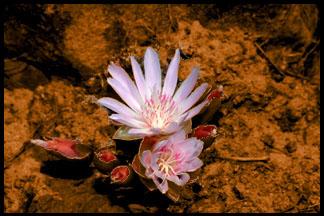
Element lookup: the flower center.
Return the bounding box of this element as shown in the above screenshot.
[141,90,178,129]
[157,147,184,176]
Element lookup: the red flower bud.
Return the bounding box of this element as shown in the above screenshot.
[193,125,218,149]
[110,165,134,186]
[31,136,93,163]
[93,148,120,174]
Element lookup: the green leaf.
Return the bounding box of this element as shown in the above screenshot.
[113,126,142,140]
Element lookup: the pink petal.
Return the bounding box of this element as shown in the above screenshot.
[96,97,141,120]
[109,114,148,128]
[152,175,168,194]
[31,138,82,158]
[172,65,199,104]
[174,112,189,125]
[130,56,148,100]
[128,128,161,137]
[162,49,179,97]
[150,151,163,171]
[152,140,169,153]
[108,65,143,104]
[173,138,203,162]
[145,167,155,178]
[168,129,186,144]
[144,47,161,93]
[162,122,183,134]
[167,172,190,186]
[183,99,209,122]
[140,150,153,169]
[187,158,203,172]
[178,83,208,114]
[107,78,142,113]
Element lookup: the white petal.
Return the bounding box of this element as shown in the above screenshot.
[152,140,169,153]
[167,172,190,186]
[168,129,186,144]
[109,114,148,128]
[107,78,142,113]
[96,97,141,119]
[172,65,199,104]
[182,99,209,122]
[144,47,161,93]
[108,65,143,105]
[174,111,189,125]
[178,83,208,114]
[140,150,152,168]
[187,158,203,172]
[152,175,168,194]
[162,122,183,134]
[31,139,47,148]
[162,49,179,97]
[128,128,161,137]
[178,138,203,158]
[130,56,148,100]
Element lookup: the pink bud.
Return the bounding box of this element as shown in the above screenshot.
[194,125,217,139]
[207,86,224,103]
[93,148,120,174]
[31,136,92,162]
[110,165,134,186]
[193,125,218,149]
[99,150,116,162]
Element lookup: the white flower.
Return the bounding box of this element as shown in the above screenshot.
[97,47,209,138]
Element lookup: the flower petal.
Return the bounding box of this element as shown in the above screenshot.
[162,122,183,134]
[96,97,141,120]
[150,151,164,171]
[108,65,143,104]
[144,47,161,94]
[172,65,199,104]
[175,138,203,159]
[168,130,186,144]
[152,140,169,153]
[178,83,208,114]
[109,114,148,128]
[152,175,168,194]
[182,99,209,122]
[128,128,161,137]
[130,56,148,100]
[186,158,203,172]
[167,172,190,186]
[162,49,179,97]
[140,150,152,169]
[107,78,142,112]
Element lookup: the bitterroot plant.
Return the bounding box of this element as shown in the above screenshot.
[31,47,224,203]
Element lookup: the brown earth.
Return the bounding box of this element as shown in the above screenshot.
[4,4,320,213]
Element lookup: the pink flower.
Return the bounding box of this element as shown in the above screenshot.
[139,130,203,194]
[97,47,209,138]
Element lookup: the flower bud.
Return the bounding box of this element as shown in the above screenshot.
[93,148,120,174]
[110,165,134,186]
[193,125,218,149]
[31,136,93,165]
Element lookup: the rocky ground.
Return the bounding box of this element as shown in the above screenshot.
[4,4,320,213]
